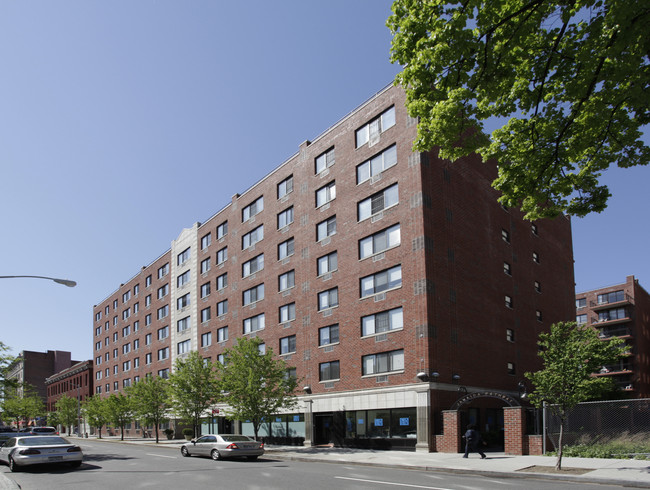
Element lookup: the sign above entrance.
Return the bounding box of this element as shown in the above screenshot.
[450,391,521,410]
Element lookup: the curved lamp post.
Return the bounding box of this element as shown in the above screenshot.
[0,275,77,287]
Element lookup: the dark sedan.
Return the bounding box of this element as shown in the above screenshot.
[181,434,264,461]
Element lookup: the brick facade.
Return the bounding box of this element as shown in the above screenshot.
[91,84,575,450]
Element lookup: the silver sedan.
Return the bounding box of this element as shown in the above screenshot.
[0,435,83,472]
[181,434,264,461]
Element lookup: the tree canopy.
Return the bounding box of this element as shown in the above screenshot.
[55,394,79,435]
[128,375,171,443]
[388,0,649,219]
[105,393,133,441]
[217,337,298,440]
[169,351,220,437]
[82,395,110,439]
[525,321,627,470]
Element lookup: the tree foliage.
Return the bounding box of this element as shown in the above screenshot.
[525,321,627,470]
[128,376,171,443]
[0,341,16,397]
[82,395,110,439]
[217,337,298,440]
[55,394,79,435]
[105,393,133,441]
[169,351,220,438]
[388,0,649,219]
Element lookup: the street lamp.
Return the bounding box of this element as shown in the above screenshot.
[0,275,77,287]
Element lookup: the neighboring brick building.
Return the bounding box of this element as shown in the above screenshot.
[575,275,650,397]
[92,84,575,451]
[45,360,93,434]
[6,350,77,402]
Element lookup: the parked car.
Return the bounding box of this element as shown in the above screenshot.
[29,427,58,435]
[0,427,17,445]
[0,435,83,472]
[180,434,264,461]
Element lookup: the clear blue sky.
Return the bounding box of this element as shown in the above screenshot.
[1,1,648,361]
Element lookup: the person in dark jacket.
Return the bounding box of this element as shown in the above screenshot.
[462,424,486,459]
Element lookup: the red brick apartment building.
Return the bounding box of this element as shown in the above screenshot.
[575,275,650,398]
[45,360,93,412]
[92,84,575,451]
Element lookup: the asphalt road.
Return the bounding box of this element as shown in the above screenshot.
[0,439,631,490]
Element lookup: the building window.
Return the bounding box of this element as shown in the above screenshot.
[277,207,294,229]
[217,221,228,240]
[177,293,191,310]
[356,144,397,184]
[279,270,295,292]
[201,258,211,274]
[507,362,516,375]
[533,251,540,263]
[242,254,264,277]
[576,297,587,309]
[279,303,295,323]
[359,224,400,259]
[177,247,191,266]
[177,340,191,354]
[133,320,139,332]
[201,282,211,298]
[201,332,212,348]
[113,299,118,309]
[177,317,190,332]
[158,263,169,279]
[242,196,264,222]
[122,360,131,372]
[360,265,402,298]
[157,305,169,319]
[277,175,294,199]
[501,229,510,243]
[355,106,395,148]
[216,247,228,265]
[279,335,296,355]
[217,326,228,343]
[576,314,587,325]
[145,353,152,365]
[316,181,336,207]
[217,300,228,317]
[536,310,543,322]
[597,290,625,305]
[362,349,404,376]
[598,307,627,322]
[123,290,131,303]
[243,313,265,334]
[317,251,338,276]
[217,273,228,291]
[145,314,152,326]
[504,262,511,275]
[316,216,336,241]
[217,354,225,365]
[506,329,515,342]
[534,281,541,293]
[242,225,264,250]
[158,326,169,340]
[319,324,339,346]
[145,294,152,306]
[145,275,152,287]
[243,284,265,306]
[278,238,294,260]
[315,147,335,174]
[201,233,212,250]
[122,325,131,337]
[158,347,169,360]
[158,369,170,379]
[177,271,191,287]
[505,295,513,309]
[201,307,211,323]
[357,184,398,221]
[531,223,538,235]
[145,333,152,345]
[319,360,340,382]
[361,307,403,336]
[318,287,339,311]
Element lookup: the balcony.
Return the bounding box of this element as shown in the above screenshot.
[590,293,634,310]
[591,315,631,327]
[597,325,633,339]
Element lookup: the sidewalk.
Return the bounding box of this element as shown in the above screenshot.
[3,435,650,489]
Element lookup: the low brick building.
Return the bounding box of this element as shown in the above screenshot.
[92,84,575,451]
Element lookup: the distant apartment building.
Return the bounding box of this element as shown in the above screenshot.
[6,350,77,402]
[575,275,650,397]
[92,84,575,451]
[45,360,94,412]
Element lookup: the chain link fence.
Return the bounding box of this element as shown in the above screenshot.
[545,398,650,456]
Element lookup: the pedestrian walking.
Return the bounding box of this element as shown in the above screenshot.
[462,424,486,459]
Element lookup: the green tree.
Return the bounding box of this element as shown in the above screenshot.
[525,321,627,470]
[0,342,16,398]
[128,376,171,443]
[169,351,220,438]
[218,337,298,441]
[105,393,133,441]
[82,395,110,439]
[46,410,61,429]
[55,394,79,435]
[388,0,649,220]
[1,385,44,429]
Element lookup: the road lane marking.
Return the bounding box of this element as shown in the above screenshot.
[335,477,453,489]
[146,453,177,459]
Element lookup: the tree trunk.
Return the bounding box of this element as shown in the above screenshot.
[555,418,564,471]
[155,424,159,444]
